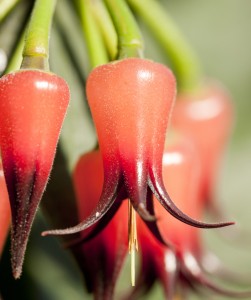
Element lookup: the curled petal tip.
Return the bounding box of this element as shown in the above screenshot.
[42,190,118,237]
[150,175,235,229]
[163,199,234,229]
[206,220,235,229]
[172,213,235,229]
[217,221,235,227]
[41,220,91,237]
[136,203,156,222]
[41,229,63,237]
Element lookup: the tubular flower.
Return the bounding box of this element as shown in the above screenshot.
[0,159,11,257]
[43,58,233,241]
[0,70,70,278]
[71,150,128,300]
[128,137,251,300]
[172,83,233,217]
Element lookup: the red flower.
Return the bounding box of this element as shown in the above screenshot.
[71,151,128,299]
[43,59,232,242]
[129,136,251,299]
[172,83,233,217]
[0,70,69,278]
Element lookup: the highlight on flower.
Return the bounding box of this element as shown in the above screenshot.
[42,58,234,242]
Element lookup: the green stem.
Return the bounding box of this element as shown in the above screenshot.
[75,0,108,70]
[0,0,20,23]
[127,0,202,93]
[104,0,144,59]
[21,0,57,70]
[90,0,118,60]
[5,29,25,74]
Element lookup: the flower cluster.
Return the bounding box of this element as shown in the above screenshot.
[0,0,250,299]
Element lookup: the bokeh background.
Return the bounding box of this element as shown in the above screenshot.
[0,0,251,299]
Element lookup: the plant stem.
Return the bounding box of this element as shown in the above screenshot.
[127,0,202,93]
[90,0,118,60]
[54,0,89,80]
[104,0,144,59]
[21,0,57,70]
[75,0,108,70]
[0,0,20,23]
[5,30,25,74]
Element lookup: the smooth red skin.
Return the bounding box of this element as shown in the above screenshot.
[139,138,202,252]
[171,85,233,207]
[0,161,11,256]
[137,139,203,295]
[43,58,228,239]
[73,151,128,299]
[86,58,176,184]
[155,141,202,252]
[0,70,69,277]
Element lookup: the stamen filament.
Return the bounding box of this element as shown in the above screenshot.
[128,201,138,286]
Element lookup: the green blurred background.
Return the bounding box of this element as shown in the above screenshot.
[0,0,251,299]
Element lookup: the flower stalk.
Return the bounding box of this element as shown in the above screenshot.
[75,0,108,70]
[21,0,57,70]
[89,0,118,60]
[127,0,202,92]
[104,0,144,59]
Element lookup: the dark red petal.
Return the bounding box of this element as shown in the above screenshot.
[0,70,69,278]
[42,173,121,236]
[121,157,156,222]
[132,203,156,222]
[143,189,173,248]
[64,193,125,248]
[6,163,46,279]
[71,200,128,300]
[160,249,178,300]
[149,167,234,229]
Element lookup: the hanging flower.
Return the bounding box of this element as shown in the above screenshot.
[43,59,233,242]
[172,83,233,218]
[127,136,251,299]
[70,150,128,299]
[0,70,70,278]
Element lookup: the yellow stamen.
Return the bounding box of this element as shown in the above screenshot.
[128,201,138,286]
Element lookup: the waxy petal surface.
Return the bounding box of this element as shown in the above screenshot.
[43,59,234,240]
[0,70,69,278]
[132,139,250,299]
[71,151,128,299]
